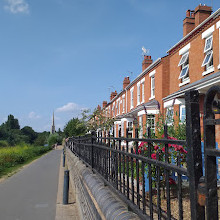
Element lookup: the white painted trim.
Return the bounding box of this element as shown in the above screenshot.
[179,78,190,87]
[148,110,159,114]
[179,43,190,55]
[130,87,134,92]
[175,98,185,105]
[202,66,215,76]
[219,27,220,69]
[217,20,220,29]
[121,118,128,122]
[149,96,155,101]
[137,110,146,116]
[149,70,156,77]
[164,100,173,108]
[202,25,215,39]
[137,81,140,86]
[138,109,159,116]
[114,121,121,125]
[122,94,125,98]
[140,78,145,83]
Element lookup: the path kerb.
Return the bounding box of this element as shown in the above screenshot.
[55,145,80,220]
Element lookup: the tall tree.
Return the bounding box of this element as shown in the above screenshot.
[64,118,87,137]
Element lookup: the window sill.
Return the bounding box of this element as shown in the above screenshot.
[149,96,155,101]
[137,102,140,106]
[141,101,145,104]
[218,64,220,70]
[202,66,214,76]
[179,78,190,87]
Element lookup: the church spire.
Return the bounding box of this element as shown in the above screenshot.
[51,111,55,134]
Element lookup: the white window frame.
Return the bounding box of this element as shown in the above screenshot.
[137,82,140,105]
[149,70,156,100]
[216,21,220,70]
[147,114,155,134]
[139,116,143,138]
[166,107,174,125]
[202,25,215,75]
[204,35,213,53]
[122,95,125,113]
[121,121,124,137]
[127,121,133,138]
[178,52,189,82]
[202,50,213,67]
[130,87,134,109]
[178,52,189,66]
[141,78,145,103]
[179,105,186,122]
[150,76,155,99]
[112,102,115,117]
[179,64,189,79]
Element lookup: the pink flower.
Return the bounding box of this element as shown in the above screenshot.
[154,145,159,150]
[139,142,145,148]
[169,177,176,185]
[138,149,141,154]
[144,147,147,151]
[162,147,165,152]
[151,153,156,160]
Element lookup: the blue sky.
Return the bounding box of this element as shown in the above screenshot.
[0,0,219,132]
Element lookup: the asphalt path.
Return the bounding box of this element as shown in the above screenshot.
[0,149,61,220]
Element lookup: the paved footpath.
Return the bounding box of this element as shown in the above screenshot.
[0,150,61,220]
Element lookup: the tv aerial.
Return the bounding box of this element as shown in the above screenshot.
[142,46,150,57]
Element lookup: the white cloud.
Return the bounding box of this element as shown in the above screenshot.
[56,102,81,113]
[28,111,41,119]
[4,0,29,14]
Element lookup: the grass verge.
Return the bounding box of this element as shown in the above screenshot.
[0,145,52,179]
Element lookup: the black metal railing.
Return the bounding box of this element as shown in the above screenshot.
[66,90,205,219]
[67,126,190,219]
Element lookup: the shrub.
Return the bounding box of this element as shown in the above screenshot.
[0,140,9,148]
[0,145,51,177]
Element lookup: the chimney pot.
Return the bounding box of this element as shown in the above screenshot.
[102,101,107,108]
[194,4,212,27]
[183,9,195,37]
[123,76,130,89]
[110,91,117,100]
[142,55,153,71]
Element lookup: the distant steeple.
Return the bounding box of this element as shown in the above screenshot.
[51,111,55,134]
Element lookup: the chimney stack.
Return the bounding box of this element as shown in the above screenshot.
[97,105,101,111]
[194,4,212,27]
[142,55,153,71]
[183,10,195,37]
[110,91,117,100]
[123,77,130,89]
[102,101,107,108]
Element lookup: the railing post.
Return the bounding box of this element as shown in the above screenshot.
[185,89,205,220]
[63,170,69,205]
[91,131,96,170]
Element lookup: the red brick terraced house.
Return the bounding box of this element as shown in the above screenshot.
[97,4,220,145]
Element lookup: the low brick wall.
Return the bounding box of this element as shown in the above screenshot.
[66,148,140,220]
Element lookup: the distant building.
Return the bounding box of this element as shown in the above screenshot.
[51,112,56,134]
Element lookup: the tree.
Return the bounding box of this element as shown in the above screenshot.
[21,126,37,144]
[64,118,87,137]
[34,131,50,146]
[5,114,20,130]
[47,133,62,147]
